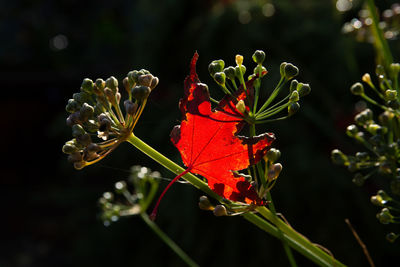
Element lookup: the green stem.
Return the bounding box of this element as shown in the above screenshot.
[366,0,393,68]
[126,134,346,267]
[140,212,199,267]
[256,77,286,115]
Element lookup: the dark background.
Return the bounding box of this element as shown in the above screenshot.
[2,0,400,266]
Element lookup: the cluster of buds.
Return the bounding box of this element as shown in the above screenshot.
[62,69,159,169]
[207,50,310,125]
[332,62,400,240]
[342,4,400,42]
[98,165,161,226]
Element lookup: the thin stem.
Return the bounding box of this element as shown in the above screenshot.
[140,212,199,267]
[257,77,286,115]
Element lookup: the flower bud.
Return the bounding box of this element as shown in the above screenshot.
[235,55,243,66]
[253,65,267,76]
[289,80,298,93]
[132,85,151,101]
[236,100,246,114]
[288,102,300,116]
[124,100,138,115]
[62,140,79,154]
[79,103,94,122]
[81,78,94,94]
[150,76,159,90]
[379,111,394,125]
[350,82,364,95]
[123,77,131,94]
[367,123,384,135]
[106,76,119,93]
[385,89,397,101]
[213,205,228,216]
[354,109,373,125]
[208,60,225,76]
[76,133,92,146]
[390,63,400,75]
[252,50,266,64]
[386,232,399,243]
[224,67,236,80]
[138,74,154,87]
[235,65,246,78]
[66,99,81,113]
[266,148,281,163]
[298,83,311,97]
[280,62,287,77]
[362,73,371,84]
[95,78,106,91]
[72,124,86,137]
[289,90,299,102]
[284,63,299,80]
[114,181,127,194]
[68,151,83,163]
[377,208,393,224]
[198,196,213,211]
[387,100,400,109]
[267,163,282,181]
[213,72,226,86]
[331,149,348,165]
[74,161,86,170]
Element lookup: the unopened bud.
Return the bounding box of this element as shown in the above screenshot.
[350,82,364,95]
[379,111,394,125]
[386,232,399,243]
[266,148,281,163]
[235,65,246,78]
[284,63,299,80]
[390,63,400,75]
[280,62,287,77]
[224,67,236,80]
[367,123,384,135]
[72,124,86,137]
[208,60,225,76]
[289,90,299,102]
[377,208,393,224]
[124,100,138,115]
[123,77,131,94]
[73,161,86,170]
[362,73,371,84]
[267,163,282,181]
[95,78,106,91]
[235,55,243,66]
[106,76,118,93]
[80,103,94,122]
[66,99,80,113]
[213,205,228,216]
[298,83,311,97]
[252,50,266,64]
[150,76,159,90]
[62,141,79,154]
[385,89,397,101]
[132,85,151,101]
[214,72,226,86]
[115,181,127,194]
[138,74,153,87]
[198,196,213,211]
[331,149,348,165]
[289,80,298,93]
[253,65,267,76]
[236,100,246,114]
[288,102,300,116]
[81,78,94,94]
[68,151,83,163]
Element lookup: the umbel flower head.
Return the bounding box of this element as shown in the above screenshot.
[62,70,159,169]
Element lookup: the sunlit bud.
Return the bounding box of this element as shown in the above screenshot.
[235,65,246,77]
[138,74,153,87]
[224,67,236,80]
[284,63,299,80]
[72,124,86,137]
[289,90,299,102]
[106,76,119,94]
[352,173,364,186]
[371,195,383,206]
[115,181,127,194]
[390,178,400,195]
[367,123,384,135]
[390,63,400,75]
[355,152,369,161]
[213,72,226,86]
[132,85,151,101]
[81,78,94,94]
[68,151,83,163]
[266,148,281,163]
[289,80,298,93]
[62,141,79,154]
[96,78,106,91]
[378,190,392,203]
[377,208,393,224]
[213,205,228,216]
[252,50,266,64]
[362,73,371,83]
[66,99,80,113]
[280,62,287,77]
[235,55,243,66]
[253,65,267,76]
[385,89,397,101]
[236,100,246,114]
[379,111,394,125]
[386,232,399,243]
[73,92,91,105]
[354,109,373,125]
[79,103,94,122]
[331,149,348,165]
[288,102,300,116]
[198,196,213,211]
[298,83,311,97]
[123,77,131,94]
[267,163,282,181]
[350,82,364,95]
[124,100,138,115]
[208,60,225,76]
[150,76,159,90]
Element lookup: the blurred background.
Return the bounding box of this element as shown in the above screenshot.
[2,0,400,266]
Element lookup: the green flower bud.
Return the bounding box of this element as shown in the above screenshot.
[62,140,79,154]
[236,100,246,114]
[298,83,311,97]
[73,92,91,105]
[266,148,281,163]
[66,99,81,113]
[213,205,228,216]
[132,85,151,101]
[385,89,397,101]
[123,77,131,94]
[354,109,373,125]
[223,67,236,80]
[150,76,159,90]
[235,65,246,78]
[208,60,225,76]
[81,78,94,94]
[95,78,106,91]
[213,72,226,86]
[252,50,266,64]
[289,90,299,102]
[72,124,86,137]
[379,111,394,125]
[331,149,348,165]
[390,63,400,76]
[106,76,118,93]
[253,65,267,76]
[198,196,213,211]
[367,123,383,135]
[352,173,364,186]
[288,102,300,116]
[284,63,299,80]
[115,181,127,194]
[377,208,393,224]
[350,82,364,95]
[280,62,287,77]
[79,103,94,122]
[289,80,298,93]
